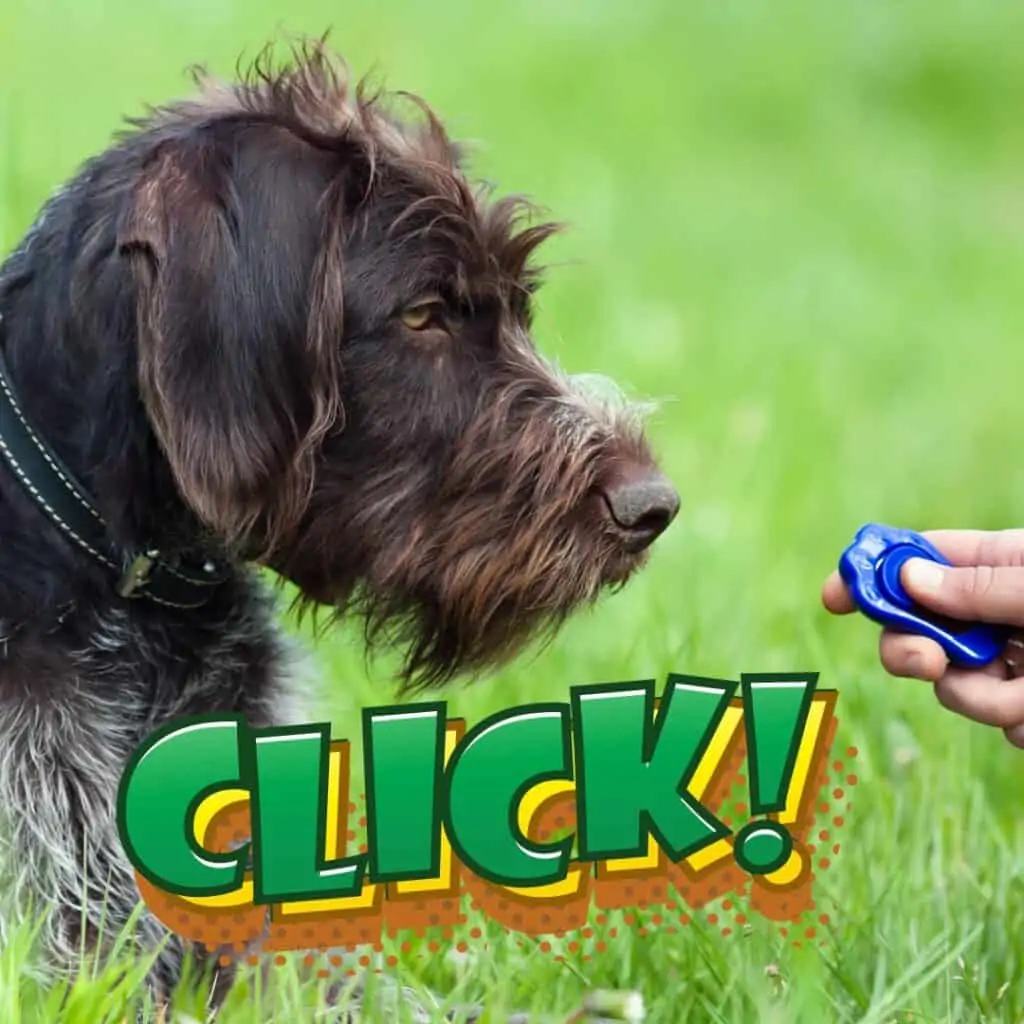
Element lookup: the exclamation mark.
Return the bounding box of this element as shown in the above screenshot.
[733,672,818,875]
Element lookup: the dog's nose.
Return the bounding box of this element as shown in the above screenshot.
[601,468,680,551]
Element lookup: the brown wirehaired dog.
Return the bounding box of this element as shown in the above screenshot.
[0,39,678,1014]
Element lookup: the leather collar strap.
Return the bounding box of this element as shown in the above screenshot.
[0,325,231,610]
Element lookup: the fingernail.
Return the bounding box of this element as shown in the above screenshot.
[903,558,945,595]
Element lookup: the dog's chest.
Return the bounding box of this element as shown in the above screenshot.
[0,586,318,758]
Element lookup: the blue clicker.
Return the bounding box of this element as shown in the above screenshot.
[838,523,1008,668]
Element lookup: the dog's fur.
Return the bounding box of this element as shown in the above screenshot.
[0,40,676,1008]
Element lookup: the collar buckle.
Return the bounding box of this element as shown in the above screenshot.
[117,549,159,598]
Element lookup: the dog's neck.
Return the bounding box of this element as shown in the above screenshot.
[0,179,236,622]
[0,335,233,611]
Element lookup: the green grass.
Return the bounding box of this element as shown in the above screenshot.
[5,0,1024,1020]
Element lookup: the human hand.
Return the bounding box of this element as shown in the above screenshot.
[823,529,1024,747]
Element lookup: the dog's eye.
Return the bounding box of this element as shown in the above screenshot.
[400,299,446,332]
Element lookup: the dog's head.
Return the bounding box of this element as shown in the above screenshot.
[118,41,678,687]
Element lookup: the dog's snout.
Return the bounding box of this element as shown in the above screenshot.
[601,468,680,551]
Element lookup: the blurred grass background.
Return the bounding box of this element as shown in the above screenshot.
[5,0,1024,1020]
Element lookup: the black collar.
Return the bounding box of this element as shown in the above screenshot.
[0,322,231,610]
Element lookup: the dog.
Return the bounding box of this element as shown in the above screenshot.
[0,39,679,1016]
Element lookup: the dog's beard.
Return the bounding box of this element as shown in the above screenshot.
[286,393,654,691]
[354,525,645,691]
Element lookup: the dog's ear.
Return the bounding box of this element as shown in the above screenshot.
[118,137,345,555]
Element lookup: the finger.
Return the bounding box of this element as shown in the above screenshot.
[921,529,1024,568]
[878,631,947,681]
[1004,721,1024,749]
[822,572,856,614]
[825,530,1024,613]
[933,669,1024,729]
[1004,633,1024,678]
[901,559,1024,626]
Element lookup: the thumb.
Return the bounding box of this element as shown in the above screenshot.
[901,558,1024,626]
